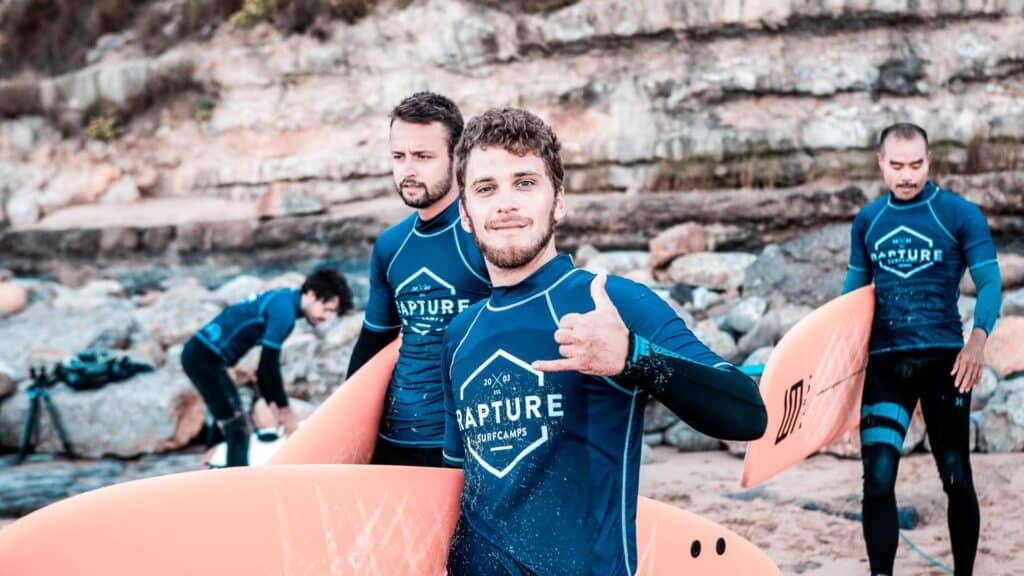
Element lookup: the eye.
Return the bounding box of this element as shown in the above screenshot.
[392,153,404,160]
[415,152,432,160]
[474,184,495,195]
[516,179,536,189]
[910,162,922,169]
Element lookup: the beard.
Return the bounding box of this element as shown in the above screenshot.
[467,204,557,270]
[396,170,453,209]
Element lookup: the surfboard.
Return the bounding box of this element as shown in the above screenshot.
[0,465,781,575]
[268,338,400,465]
[741,285,875,488]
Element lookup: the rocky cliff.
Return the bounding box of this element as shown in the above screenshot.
[1,0,1022,278]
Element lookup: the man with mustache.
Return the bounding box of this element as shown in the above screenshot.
[844,123,1001,576]
[440,108,768,575]
[346,92,490,467]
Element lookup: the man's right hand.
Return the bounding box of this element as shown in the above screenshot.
[274,405,300,435]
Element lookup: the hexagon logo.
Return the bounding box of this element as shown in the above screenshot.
[872,225,942,279]
[395,267,457,335]
[458,349,561,479]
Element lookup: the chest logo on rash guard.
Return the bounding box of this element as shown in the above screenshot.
[871,225,944,279]
[394,267,472,335]
[457,349,564,479]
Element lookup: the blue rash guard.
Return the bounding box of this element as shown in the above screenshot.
[440,254,764,576]
[195,288,301,366]
[364,198,491,447]
[845,181,1000,354]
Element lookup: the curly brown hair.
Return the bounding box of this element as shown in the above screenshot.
[455,107,564,197]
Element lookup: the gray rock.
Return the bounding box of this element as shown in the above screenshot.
[644,400,680,433]
[0,451,203,517]
[958,295,977,326]
[649,222,705,269]
[582,250,651,276]
[0,300,137,377]
[135,278,222,348]
[977,377,1024,453]
[693,319,739,361]
[0,370,204,459]
[743,346,774,367]
[725,296,768,334]
[664,420,722,452]
[971,367,1000,411]
[667,252,756,291]
[737,305,814,355]
[643,432,664,446]
[574,244,600,268]
[692,287,724,311]
[742,225,850,308]
[100,175,141,205]
[1003,287,1024,316]
[212,275,264,306]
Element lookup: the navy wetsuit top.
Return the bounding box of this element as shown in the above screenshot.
[848,181,999,354]
[195,288,301,366]
[441,255,729,575]
[364,199,491,447]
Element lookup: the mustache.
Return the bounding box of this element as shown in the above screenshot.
[400,178,426,189]
[485,216,533,230]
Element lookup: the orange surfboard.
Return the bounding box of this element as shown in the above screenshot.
[0,465,780,575]
[269,338,400,465]
[741,286,875,488]
[265,337,780,573]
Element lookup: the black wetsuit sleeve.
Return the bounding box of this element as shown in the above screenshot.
[615,333,767,441]
[256,347,288,408]
[346,326,400,378]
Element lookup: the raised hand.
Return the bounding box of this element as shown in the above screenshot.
[532,274,630,377]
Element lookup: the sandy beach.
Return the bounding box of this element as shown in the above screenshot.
[640,448,1024,575]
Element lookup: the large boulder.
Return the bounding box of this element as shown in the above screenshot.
[960,253,1024,295]
[0,371,204,459]
[0,281,28,317]
[135,278,223,348]
[649,222,705,269]
[693,319,739,362]
[1002,287,1024,316]
[743,224,850,308]
[644,400,680,433]
[0,300,137,376]
[737,305,814,355]
[724,296,768,334]
[985,316,1024,378]
[976,377,1024,453]
[581,250,651,277]
[666,252,756,292]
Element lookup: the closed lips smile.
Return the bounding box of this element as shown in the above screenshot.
[488,220,529,230]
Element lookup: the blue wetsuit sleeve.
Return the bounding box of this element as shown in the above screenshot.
[345,326,400,378]
[844,211,873,294]
[256,347,288,407]
[363,241,401,333]
[843,268,872,294]
[261,293,297,349]
[970,262,1001,335]
[441,335,465,468]
[958,203,998,268]
[606,278,767,441]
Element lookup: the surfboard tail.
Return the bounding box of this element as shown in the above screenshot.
[741,286,875,488]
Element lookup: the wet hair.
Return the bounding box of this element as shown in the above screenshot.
[301,267,353,315]
[455,107,564,196]
[390,91,464,157]
[878,123,929,153]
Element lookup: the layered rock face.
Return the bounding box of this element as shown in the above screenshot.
[1,0,1022,275]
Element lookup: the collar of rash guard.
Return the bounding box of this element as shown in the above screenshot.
[888,180,938,206]
[415,196,461,234]
[487,253,576,309]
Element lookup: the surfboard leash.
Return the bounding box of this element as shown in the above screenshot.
[898,530,954,574]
